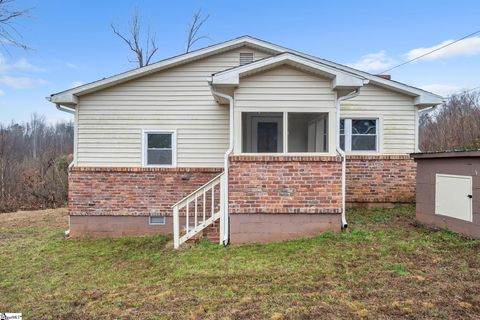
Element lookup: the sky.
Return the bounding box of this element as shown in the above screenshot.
[1,0,480,123]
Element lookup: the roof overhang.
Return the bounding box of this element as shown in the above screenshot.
[211,53,367,91]
[49,35,444,108]
[49,36,279,107]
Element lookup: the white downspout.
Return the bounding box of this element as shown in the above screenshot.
[336,89,361,229]
[53,102,76,236]
[209,86,234,245]
[53,103,76,168]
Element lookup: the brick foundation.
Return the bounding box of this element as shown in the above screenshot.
[230,213,341,243]
[69,215,173,238]
[68,167,222,217]
[67,154,416,239]
[345,155,416,204]
[229,155,342,214]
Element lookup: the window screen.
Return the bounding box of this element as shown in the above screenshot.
[145,132,174,166]
[288,113,328,152]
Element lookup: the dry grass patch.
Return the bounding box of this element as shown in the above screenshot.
[0,206,479,319]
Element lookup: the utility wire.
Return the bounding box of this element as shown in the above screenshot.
[443,85,480,99]
[379,29,480,74]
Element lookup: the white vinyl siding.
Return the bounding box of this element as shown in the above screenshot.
[234,65,336,154]
[76,46,271,167]
[341,84,416,154]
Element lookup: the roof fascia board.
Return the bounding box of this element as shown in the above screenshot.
[49,93,78,106]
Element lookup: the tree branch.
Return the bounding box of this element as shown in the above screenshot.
[111,7,158,68]
[0,0,31,52]
[185,9,210,53]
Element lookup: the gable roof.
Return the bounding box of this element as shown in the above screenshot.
[211,52,368,90]
[49,35,443,107]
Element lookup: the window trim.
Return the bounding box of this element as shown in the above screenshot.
[142,129,177,168]
[340,117,380,153]
[149,215,166,225]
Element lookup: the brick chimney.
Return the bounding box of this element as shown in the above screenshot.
[375,74,391,80]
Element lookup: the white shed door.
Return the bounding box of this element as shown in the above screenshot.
[435,174,473,222]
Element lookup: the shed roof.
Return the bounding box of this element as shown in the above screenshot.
[411,149,480,159]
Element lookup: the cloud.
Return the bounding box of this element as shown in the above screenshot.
[348,50,397,72]
[0,75,48,89]
[71,81,84,88]
[405,37,480,61]
[0,89,4,96]
[11,58,46,72]
[65,62,79,69]
[420,84,463,97]
[0,54,45,73]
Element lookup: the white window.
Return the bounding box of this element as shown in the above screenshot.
[149,215,166,225]
[241,112,329,153]
[340,118,378,152]
[143,130,176,167]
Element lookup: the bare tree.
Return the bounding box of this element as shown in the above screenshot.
[185,9,210,53]
[0,116,73,212]
[0,0,30,51]
[420,91,480,152]
[111,7,158,68]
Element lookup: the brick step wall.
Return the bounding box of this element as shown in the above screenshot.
[185,220,220,244]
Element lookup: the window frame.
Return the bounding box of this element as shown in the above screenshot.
[149,215,166,225]
[340,117,379,153]
[142,129,177,168]
[239,111,332,155]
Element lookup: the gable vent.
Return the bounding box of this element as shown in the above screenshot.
[239,52,254,65]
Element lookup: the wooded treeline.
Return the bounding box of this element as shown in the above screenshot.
[420,91,480,151]
[0,114,73,212]
[0,91,479,213]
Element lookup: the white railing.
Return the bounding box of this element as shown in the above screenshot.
[172,172,224,249]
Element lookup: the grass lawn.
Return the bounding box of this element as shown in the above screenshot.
[0,206,479,319]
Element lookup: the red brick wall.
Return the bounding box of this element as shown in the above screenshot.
[346,155,416,204]
[68,167,222,216]
[229,155,342,214]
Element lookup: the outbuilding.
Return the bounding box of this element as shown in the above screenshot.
[412,150,480,238]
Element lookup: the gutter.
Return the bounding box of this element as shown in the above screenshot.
[209,85,234,246]
[55,103,75,115]
[335,89,361,229]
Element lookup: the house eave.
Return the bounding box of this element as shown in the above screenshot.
[49,35,444,107]
[49,36,277,101]
[48,93,78,107]
[211,53,367,91]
